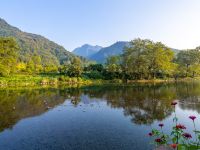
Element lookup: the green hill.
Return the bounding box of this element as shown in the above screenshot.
[0,18,77,68]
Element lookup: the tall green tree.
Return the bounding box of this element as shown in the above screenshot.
[32,55,43,73]
[123,39,150,79]
[145,42,175,78]
[176,49,200,77]
[122,39,175,79]
[0,37,19,76]
[67,57,83,77]
[105,55,122,79]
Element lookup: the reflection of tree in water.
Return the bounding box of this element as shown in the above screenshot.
[176,82,200,113]
[83,84,177,125]
[79,82,200,125]
[0,88,69,132]
[67,88,82,106]
[1,82,200,132]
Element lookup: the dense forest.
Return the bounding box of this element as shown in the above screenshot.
[1,37,200,82]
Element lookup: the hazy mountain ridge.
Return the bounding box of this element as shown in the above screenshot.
[89,41,129,63]
[72,44,102,58]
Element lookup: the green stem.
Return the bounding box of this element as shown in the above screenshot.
[174,106,178,150]
[193,121,198,145]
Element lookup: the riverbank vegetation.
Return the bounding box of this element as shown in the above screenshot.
[1,37,200,86]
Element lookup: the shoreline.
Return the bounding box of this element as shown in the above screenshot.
[0,75,200,88]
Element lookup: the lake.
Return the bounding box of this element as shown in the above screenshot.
[0,82,200,150]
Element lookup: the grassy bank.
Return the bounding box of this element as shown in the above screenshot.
[127,77,200,83]
[0,75,113,87]
[0,75,199,88]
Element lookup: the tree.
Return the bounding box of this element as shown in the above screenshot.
[122,39,175,79]
[67,57,83,77]
[145,42,175,79]
[32,55,43,73]
[176,49,200,77]
[16,62,26,72]
[105,55,122,79]
[0,37,19,76]
[84,64,104,72]
[123,39,150,79]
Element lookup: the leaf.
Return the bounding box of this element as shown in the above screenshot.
[173,117,178,122]
[178,144,187,150]
[198,135,200,140]
[172,137,177,143]
[194,130,200,134]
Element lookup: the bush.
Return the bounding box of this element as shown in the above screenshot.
[112,79,123,84]
[40,79,49,85]
[58,75,65,81]
[49,78,58,84]
[85,71,104,79]
[71,77,78,83]
[0,65,10,77]
[0,79,7,85]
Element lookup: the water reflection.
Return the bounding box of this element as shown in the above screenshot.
[0,88,68,132]
[1,81,200,132]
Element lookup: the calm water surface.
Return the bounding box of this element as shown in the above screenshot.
[0,82,200,150]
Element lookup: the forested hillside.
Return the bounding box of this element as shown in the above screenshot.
[0,18,80,73]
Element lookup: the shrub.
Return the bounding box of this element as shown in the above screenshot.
[49,78,58,84]
[58,75,65,81]
[40,79,49,85]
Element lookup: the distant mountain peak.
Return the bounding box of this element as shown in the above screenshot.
[0,18,7,24]
[72,44,102,58]
[82,44,91,47]
[89,41,129,63]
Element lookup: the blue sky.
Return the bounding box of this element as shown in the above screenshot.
[1,0,200,51]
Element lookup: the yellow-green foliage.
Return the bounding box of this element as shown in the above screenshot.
[0,75,95,87]
[0,37,19,76]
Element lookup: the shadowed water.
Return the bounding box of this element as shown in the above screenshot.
[0,82,200,150]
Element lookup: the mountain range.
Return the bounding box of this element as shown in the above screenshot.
[72,44,102,58]
[89,41,129,63]
[0,17,181,65]
[73,42,181,63]
[72,41,129,63]
[0,18,78,67]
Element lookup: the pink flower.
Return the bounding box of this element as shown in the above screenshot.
[176,124,186,130]
[182,133,192,139]
[155,138,162,143]
[148,132,153,136]
[189,115,196,121]
[159,123,164,128]
[170,144,178,149]
[171,101,177,106]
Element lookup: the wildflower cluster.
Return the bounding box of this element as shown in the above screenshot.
[148,101,200,149]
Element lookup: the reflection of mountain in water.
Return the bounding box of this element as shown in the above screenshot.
[1,82,200,132]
